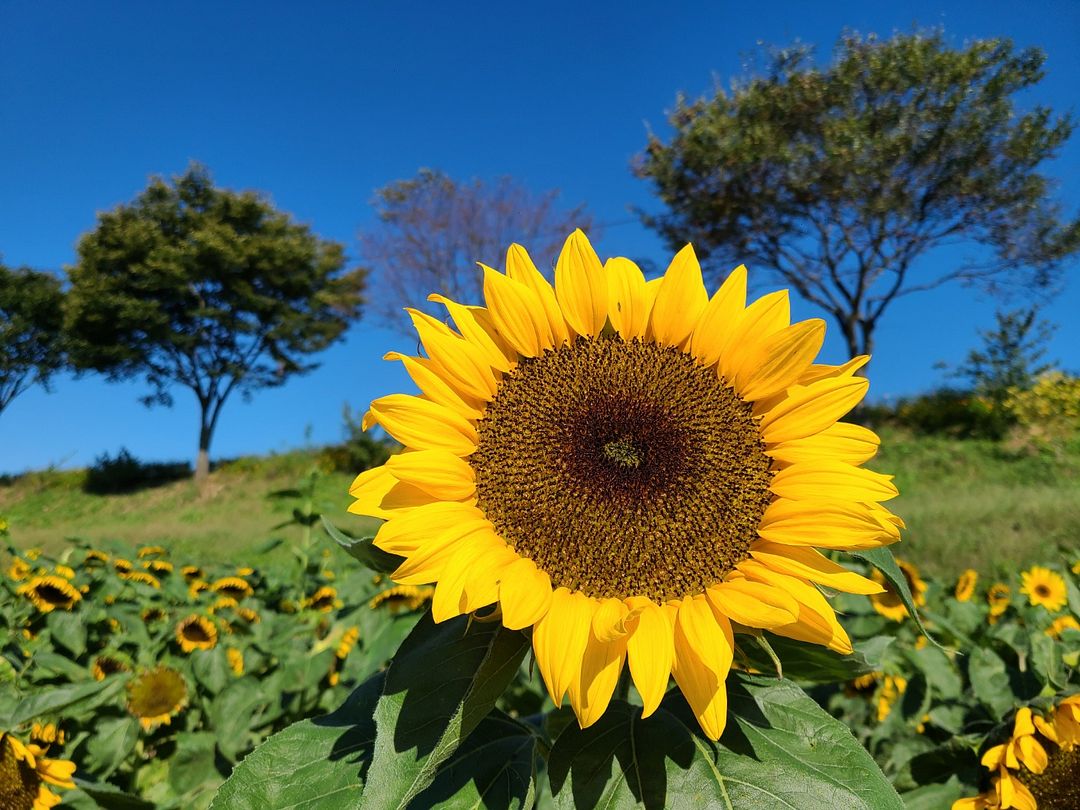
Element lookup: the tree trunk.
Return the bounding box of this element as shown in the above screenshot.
[195,421,212,484]
[836,316,873,377]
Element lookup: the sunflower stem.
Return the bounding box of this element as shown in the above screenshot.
[753,634,784,680]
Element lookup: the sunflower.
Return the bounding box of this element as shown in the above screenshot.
[181,565,204,583]
[0,731,76,810]
[305,586,340,613]
[210,596,239,613]
[350,231,901,740]
[144,560,173,575]
[1046,615,1080,640]
[91,655,130,681]
[137,545,167,559]
[119,571,161,589]
[336,626,360,659]
[876,674,908,722]
[368,584,435,613]
[6,557,31,582]
[955,569,978,602]
[126,666,187,731]
[988,583,1011,624]
[52,565,76,581]
[17,577,81,613]
[141,606,167,624]
[1021,567,1068,612]
[83,549,110,567]
[234,606,260,624]
[226,648,244,676]
[29,724,63,750]
[175,615,218,653]
[211,577,253,601]
[188,579,209,598]
[236,566,255,577]
[113,558,133,574]
[869,559,926,622]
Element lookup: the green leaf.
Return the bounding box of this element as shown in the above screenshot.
[210,673,384,810]
[363,614,531,810]
[1030,632,1067,689]
[47,609,87,657]
[411,711,539,809]
[900,778,966,810]
[739,634,891,683]
[192,646,230,695]
[850,547,939,647]
[1,675,128,727]
[66,778,156,809]
[968,647,1014,718]
[548,673,903,809]
[321,516,403,574]
[83,716,140,778]
[905,646,962,700]
[208,679,263,762]
[168,731,220,796]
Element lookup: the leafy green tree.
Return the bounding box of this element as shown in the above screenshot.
[636,31,1080,362]
[65,164,366,482]
[0,263,65,416]
[954,306,1056,398]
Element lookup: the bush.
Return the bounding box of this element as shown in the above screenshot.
[1005,371,1080,451]
[856,388,1009,439]
[84,448,190,494]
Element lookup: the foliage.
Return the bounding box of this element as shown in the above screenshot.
[84,449,190,495]
[1006,371,1080,452]
[359,169,593,334]
[315,405,398,474]
[951,308,1056,400]
[635,30,1080,360]
[64,163,367,480]
[858,388,1005,439]
[0,262,65,415]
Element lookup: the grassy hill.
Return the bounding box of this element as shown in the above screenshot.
[2,430,1078,577]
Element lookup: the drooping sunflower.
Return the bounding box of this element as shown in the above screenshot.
[91,655,130,681]
[0,731,76,810]
[350,231,902,739]
[955,569,979,602]
[119,570,161,589]
[181,565,204,583]
[175,615,218,653]
[869,558,926,623]
[83,549,110,567]
[17,576,81,613]
[1020,567,1068,612]
[368,584,435,614]
[126,666,188,731]
[144,560,173,575]
[211,577,253,601]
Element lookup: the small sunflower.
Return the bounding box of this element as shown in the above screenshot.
[226,648,244,676]
[234,606,260,624]
[137,545,167,559]
[211,577,253,601]
[188,579,210,598]
[91,655,130,681]
[236,566,255,577]
[336,626,360,659]
[126,666,187,731]
[29,724,63,751]
[119,571,161,589]
[876,675,908,722]
[6,558,31,582]
[1046,615,1080,640]
[0,731,76,810]
[987,582,1011,624]
[869,559,927,622]
[350,232,903,739]
[368,584,435,614]
[17,577,81,613]
[955,569,978,602]
[1021,567,1068,612]
[1072,560,1080,576]
[141,606,167,624]
[305,586,340,613]
[181,565,204,583]
[113,558,133,574]
[83,549,110,567]
[210,596,239,613]
[175,615,218,653]
[144,560,173,575]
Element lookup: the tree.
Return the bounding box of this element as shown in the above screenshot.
[953,307,1056,399]
[65,164,366,483]
[360,169,593,333]
[635,31,1080,363]
[0,263,65,415]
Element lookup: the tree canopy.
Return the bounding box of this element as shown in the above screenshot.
[360,169,593,334]
[65,164,366,481]
[0,263,65,415]
[635,30,1080,361]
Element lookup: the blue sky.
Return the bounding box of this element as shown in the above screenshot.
[1,0,1077,474]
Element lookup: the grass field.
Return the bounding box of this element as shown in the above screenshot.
[2,430,1078,576]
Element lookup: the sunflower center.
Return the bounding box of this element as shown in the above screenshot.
[183,622,211,642]
[129,670,186,717]
[36,583,72,606]
[1022,745,1080,809]
[1036,584,1051,598]
[0,736,41,810]
[471,336,774,602]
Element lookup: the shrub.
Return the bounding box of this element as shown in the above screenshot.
[1005,371,1080,451]
[84,448,190,494]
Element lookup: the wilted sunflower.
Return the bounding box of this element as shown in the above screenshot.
[0,731,76,810]
[127,666,187,731]
[869,559,927,622]
[368,584,435,614]
[211,577,253,601]
[955,569,978,602]
[350,231,902,739]
[1020,566,1068,612]
[17,576,81,613]
[119,571,161,589]
[91,655,130,681]
[175,615,218,653]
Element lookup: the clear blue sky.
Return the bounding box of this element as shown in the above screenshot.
[2,0,1077,474]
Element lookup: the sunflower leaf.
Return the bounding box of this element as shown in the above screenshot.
[738,634,891,683]
[850,547,942,649]
[547,673,903,809]
[321,516,403,574]
[0,675,129,727]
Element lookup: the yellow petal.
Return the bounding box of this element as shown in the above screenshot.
[499,557,554,630]
[799,355,870,384]
[749,542,884,595]
[981,744,1006,770]
[533,589,596,703]
[758,376,869,443]
[367,394,478,456]
[569,626,628,729]
[591,598,631,642]
[716,290,790,383]
[998,769,1037,810]
[732,319,826,401]
[408,309,499,400]
[605,257,651,340]
[671,596,733,740]
[431,533,499,623]
[767,422,880,466]
[391,524,499,585]
[738,561,852,654]
[481,265,551,356]
[385,450,476,501]
[706,579,799,628]
[383,352,484,421]
[758,498,900,550]
[554,230,607,337]
[348,466,441,519]
[427,294,512,373]
[461,545,517,614]
[506,243,569,346]
[373,501,488,556]
[1017,734,1048,774]
[771,461,898,503]
[647,244,708,348]
[625,597,674,718]
[689,264,747,366]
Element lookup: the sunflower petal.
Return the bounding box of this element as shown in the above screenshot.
[749,542,884,595]
[367,394,478,456]
[499,557,554,630]
[672,596,733,740]
[706,579,799,628]
[717,290,790,383]
[383,352,484,420]
[625,597,674,718]
[391,524,500,585]
[554,230,607,337]
[481,265,552,357]
[533,589,596,704]
[428,294,512,373]
[758,376,869,443]
[767,422,880,466]
[758,498,900,549]
[689,264,747,366]
[648,244,708,348]
[373,502,488,556]
[408,309,499,400]
[384,450,476,501]
[348,466,441,519]
[739,561,853,654]
[733,319,826,401]
[771,461,898,503]
[505,244,569,346]
[606,257,652,340]
[569,628,628,729]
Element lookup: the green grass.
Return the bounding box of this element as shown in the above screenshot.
[2,433,1078,577]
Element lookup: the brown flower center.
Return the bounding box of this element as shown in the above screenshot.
[0,736,40,810]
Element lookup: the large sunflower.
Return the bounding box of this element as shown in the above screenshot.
[350,232,902,740]
[17,576,81,613]
[0,731,76,810]
[127,666,188,731]
[1020,567,1068,612]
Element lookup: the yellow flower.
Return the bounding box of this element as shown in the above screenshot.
[1050,694,1080,748]
[368,584,435,614]
[181,565,204,582]
[336,626,360,659]
[305,586,340,613]
[188,579,210,598]
[126,667,187,731]
[226,648,244,676]
[235,567,255,577]
[0,517,7,533]
[982,708,1049,775]
[869,559,926,622]
[52,565,75,581]
[137,545,168,559]
[83,549,110,566]
[6,557,31,582]
[17,576,81,613]
[175,615,218,653]
[1046,615,1080,639]
[1020,566,1068,612]
[0,731,76,809]
[91,655,130,681]
[955,569,978,602]
[987,583,1011,624]
[876,675,907,722]
[234,606,260,624]
[144,560,173,575]
[119,571,161,589]
[210,596,239,613]
[29,723,64,750]
[350,231,902,740]
[113,558,133,574]
[211,577,253,600]
[24,549,40,561]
